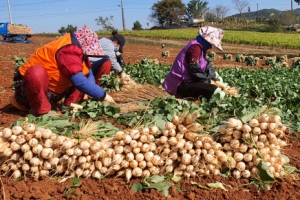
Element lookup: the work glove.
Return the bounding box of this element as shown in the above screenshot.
[120,71,134,85]
[104,94,116,104]
[211,80,225,89]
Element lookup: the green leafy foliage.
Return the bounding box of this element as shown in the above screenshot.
[245,56,256,66]
[131,175,172,197]
[257,160,275,183]
[77,100,121,120]
[265,58,276,67]
[99,71,121,92]
[132,20,143,30]
[12,113,119,139]
[250,160,276,191]
[291,57,300,68]
[12,57,27,89]
[58,25,77,34]
[206,51,215,62]
[276,55,286,63]
[115,96,201,127]
[117,29,300,49]
[122,60,171,87]
[215,67,300,133]
[64,178,82,196]
[12,114,79,136]
[223,54,232,60]
[13,56,27,69]
[162,51,169,57]
[236,54,244,62]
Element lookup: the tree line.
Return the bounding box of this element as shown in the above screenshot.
[59,0,300,33]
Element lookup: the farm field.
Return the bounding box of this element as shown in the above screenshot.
[0,35,300,199]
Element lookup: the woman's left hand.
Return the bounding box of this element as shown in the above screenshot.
[83,94,91,100]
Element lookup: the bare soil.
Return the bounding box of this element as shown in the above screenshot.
[0,36,299,200]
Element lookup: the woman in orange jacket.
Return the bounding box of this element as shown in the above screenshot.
[10,25,115,116]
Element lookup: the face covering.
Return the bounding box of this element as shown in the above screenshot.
[196,35,212,52]
[114,47,119,52]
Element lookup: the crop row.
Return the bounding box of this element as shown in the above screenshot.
[98,29,300,49]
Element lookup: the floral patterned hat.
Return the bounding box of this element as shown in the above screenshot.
[199,26,224,51]
[74,25,104,56]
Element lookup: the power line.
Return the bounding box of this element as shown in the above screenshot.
[9,0,71,7]
[0,8,120,21]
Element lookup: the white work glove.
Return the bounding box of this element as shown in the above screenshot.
[116,51,121,56]
[120,71,135,85]
[211,80,225,89]
[120,71,127,79]
[104,94,116,104]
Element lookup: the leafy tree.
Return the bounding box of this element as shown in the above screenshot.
[150,0,186,27]
[232,0,249,18]
[58,24,77,34]
[186,0,208,18]
[132,20,143,30]
[204,10,217,22]
[95,16,115,31]
[294,0,300,5]
[279,11,298,26]
[214,5,230,21]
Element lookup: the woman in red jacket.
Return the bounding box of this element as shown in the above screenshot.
[10,25,115,116]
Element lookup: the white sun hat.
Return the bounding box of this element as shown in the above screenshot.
[199,26,224,51]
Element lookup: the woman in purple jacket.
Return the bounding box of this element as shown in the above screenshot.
[162,26,224,99]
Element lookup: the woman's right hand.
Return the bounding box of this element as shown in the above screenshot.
[211,80,225,89]
[120,71,133,85]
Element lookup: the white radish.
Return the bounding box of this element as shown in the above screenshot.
[41,148,53,159]
[249,119,259,127]
[12,126,23,135]
[2,128,12,138]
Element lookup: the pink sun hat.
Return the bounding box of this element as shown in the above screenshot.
[74,25,105,57]
[199,26,224,51]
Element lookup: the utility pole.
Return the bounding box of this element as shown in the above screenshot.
[7,0,13,24]
[291,0,293,11]
[256,3,258,19]
[121,0,126,31]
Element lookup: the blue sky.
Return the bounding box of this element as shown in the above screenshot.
[0,0,296,33]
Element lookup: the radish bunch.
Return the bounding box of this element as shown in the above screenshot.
[218,114,288,179]
[0,113,289,182]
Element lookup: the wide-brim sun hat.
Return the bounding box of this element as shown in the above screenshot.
[74,25,105,57]
[199,26,224,51]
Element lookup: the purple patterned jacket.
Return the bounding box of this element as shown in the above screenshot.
[162,40,208,95]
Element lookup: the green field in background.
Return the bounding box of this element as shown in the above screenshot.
[98,28,300,49]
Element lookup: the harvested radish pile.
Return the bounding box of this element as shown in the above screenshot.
[7,24,34,35]
[0,112,291,184]
[218,114,288,179]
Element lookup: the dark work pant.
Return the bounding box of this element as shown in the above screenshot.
[177,82,218,99]
[116,54,125,66]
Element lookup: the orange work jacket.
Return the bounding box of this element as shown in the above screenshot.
[19,34,89,94]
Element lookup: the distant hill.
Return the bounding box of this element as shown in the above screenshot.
[228,8,300,20]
